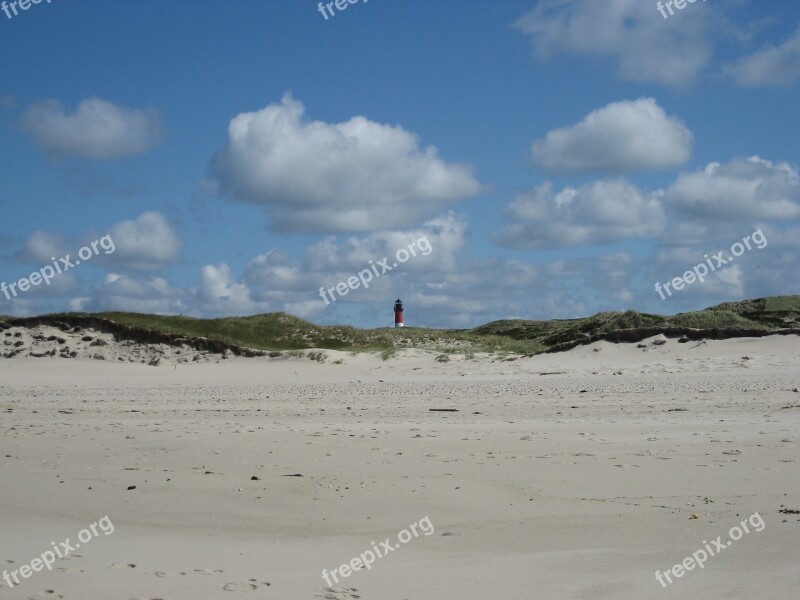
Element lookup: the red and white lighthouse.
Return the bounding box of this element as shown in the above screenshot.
[394,298,404,328]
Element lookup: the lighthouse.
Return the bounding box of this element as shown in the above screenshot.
[394,298,404,328]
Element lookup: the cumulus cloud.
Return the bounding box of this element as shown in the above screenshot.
[405,250,651,325]
[176,213,470,320]
[494,179,665,248]
[21,97,163,160]
[5,213,470,321]
[663,157,800,221]
[210,93,482,233]
[725,27,800,87]
[15,231,69,263]
[75,274,187,314]
[12,212,182,274]
[11,220,796,326]
[514,0,715,88]
[242,212,467,310]
[105,211,184,270]
[6,213,793,327]
[653,251,747,300]
[304,212,466,274]
[197,263,267,316]
[243,251,310,299]
[531,98,693,173]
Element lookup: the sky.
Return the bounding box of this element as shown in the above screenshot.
[1,0,799,329]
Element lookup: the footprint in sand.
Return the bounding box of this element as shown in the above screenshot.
[154,571,187,577]
[193,568,224,575]
[109,563,137,569]
[27,591,65,599]
[317,587,361,600]
[222,579,271,592]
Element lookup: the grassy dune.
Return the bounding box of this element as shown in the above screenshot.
[2,296,798,355]
[472,296,800,348]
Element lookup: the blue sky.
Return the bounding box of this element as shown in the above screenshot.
[1,0,799,328]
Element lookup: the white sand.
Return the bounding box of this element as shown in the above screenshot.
[1,334,799,599]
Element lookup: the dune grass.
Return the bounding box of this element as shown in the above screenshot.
[1,295,797,356]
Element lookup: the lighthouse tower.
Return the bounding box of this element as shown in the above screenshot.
[394,298,404,328]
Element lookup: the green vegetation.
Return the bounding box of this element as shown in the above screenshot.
[380,348,398,361]
[1,296,797,357]
[471,297,800,348]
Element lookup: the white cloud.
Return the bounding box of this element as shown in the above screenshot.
[106,211,184,270]
[197,263,267,316]
[663,157,800,221]
[210,93,482,233]
[244,251,310,299]
[494,179,665,248]
[531,98,693,173]
[654,258,746,300]
[16,231,69,263]
[12,212,182,274]
[725,27,800,87]
[77,274,186,314]
[241,213,467,311]
[650,222,794,307]
[38,213,469,322]
[21,97,163,160]
[514,0,715,88]
[304,212,465,273]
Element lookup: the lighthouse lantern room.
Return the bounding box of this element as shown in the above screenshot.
[394,298,404,328]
